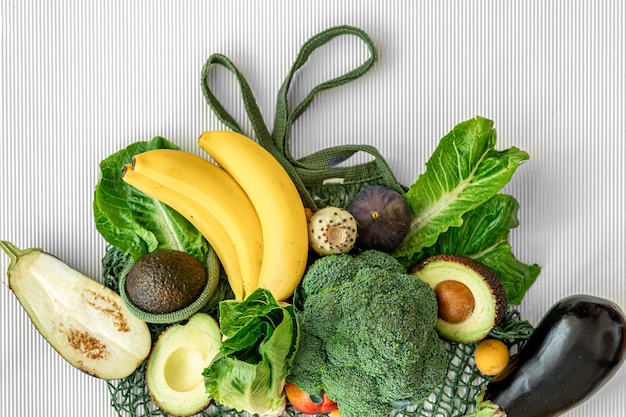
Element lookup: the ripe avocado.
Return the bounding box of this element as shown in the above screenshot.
[125,249,207,314]
[146,313,222,416]
[410,254,508,343]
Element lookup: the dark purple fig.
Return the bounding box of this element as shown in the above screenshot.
[347,185,412,252]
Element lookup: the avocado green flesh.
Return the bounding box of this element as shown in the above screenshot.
[146,312,222,416]
[413,256,506,343]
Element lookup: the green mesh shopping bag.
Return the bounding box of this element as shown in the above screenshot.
[200,25,406,211]
[104,26,535,417]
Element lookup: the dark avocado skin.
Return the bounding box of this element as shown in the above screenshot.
[484,294,626,417]
[125,249,207,313]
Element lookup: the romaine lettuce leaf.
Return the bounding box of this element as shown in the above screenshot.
[93,137,208,262]
[423,194,541,305]
[393,116,529,263]
[204,288,299,417]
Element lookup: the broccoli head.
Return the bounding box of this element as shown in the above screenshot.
[288,250,448,417]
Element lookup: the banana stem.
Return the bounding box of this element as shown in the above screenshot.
[0,241,40,271]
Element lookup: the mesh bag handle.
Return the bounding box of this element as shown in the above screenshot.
[200,25,405,210]
[201,53,318,208]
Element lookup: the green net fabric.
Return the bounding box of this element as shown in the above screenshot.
[102,245,533,417]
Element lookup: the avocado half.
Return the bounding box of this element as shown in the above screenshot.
[410,254,508,344]
[146,312,222,416]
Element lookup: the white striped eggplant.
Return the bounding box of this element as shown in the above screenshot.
[0,241,152,379]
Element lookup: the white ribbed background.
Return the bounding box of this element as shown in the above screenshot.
[1,1,625,416]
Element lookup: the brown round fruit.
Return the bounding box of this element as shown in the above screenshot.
[434,280,475,323]
[347,185,412,253]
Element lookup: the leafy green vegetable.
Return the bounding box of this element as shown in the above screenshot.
[393,116,529,263]
[391,116,539,305]
[203,288,299,417]
[93,137,208,262]
[423,194,541,305]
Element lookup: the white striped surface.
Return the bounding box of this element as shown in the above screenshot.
[1,1,625,416]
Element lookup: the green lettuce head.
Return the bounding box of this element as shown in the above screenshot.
[203,288,299,416]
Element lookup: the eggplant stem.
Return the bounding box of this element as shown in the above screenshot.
[0,241,41,271]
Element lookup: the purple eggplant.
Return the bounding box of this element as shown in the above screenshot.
[468,294,626,417]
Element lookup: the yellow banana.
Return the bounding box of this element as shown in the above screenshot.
[198,130,309,301]
[131,149,263,299]
[121,164,245,300]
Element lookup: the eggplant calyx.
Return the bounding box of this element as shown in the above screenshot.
[0,240,41,271]
[464,390,507,417]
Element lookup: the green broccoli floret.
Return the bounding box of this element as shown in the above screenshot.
[299,253,356,301]
[287,331,326,395]
[288,250,448,417]
[354,249,407,274]
[323,365,390,417]
[301,289,342,341]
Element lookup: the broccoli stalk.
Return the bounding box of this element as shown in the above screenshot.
[288,250,448,417]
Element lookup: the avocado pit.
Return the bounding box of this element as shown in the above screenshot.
[434,280,475,324]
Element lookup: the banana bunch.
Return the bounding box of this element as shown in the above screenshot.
[121,130,309,301]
